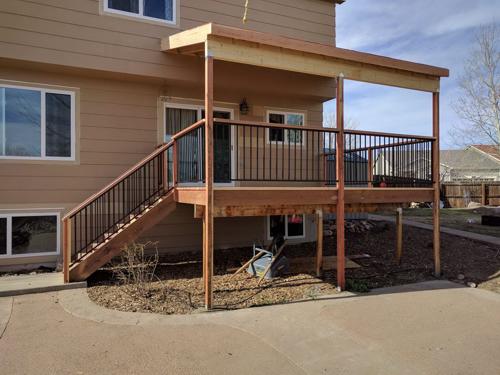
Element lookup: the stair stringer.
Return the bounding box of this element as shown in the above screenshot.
[69,191,177,281]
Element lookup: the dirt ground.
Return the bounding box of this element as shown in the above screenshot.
[87,221,500,314]
[397,207,500,238]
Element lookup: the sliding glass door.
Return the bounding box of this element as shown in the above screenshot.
[165,104,233,184]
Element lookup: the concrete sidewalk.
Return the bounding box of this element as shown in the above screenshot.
[1,280,500,374]
[370,214,500,247]
[0,272,86,297]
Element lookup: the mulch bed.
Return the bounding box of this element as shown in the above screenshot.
[87,221,500,314]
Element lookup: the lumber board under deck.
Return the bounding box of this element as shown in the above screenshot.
[177,187,434,217]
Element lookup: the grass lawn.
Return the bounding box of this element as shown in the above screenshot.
[398,208,500,238]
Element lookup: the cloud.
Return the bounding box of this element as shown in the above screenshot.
[330,0,500,149]
[423,3,500,37]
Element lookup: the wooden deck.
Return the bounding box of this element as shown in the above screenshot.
[176,186,433,217]
[63,23,446,310]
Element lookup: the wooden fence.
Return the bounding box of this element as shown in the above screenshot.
[441,182,500,208]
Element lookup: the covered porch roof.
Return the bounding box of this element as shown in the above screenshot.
[161,23,449,93]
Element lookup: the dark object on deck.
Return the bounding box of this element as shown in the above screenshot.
[481,215,500,226]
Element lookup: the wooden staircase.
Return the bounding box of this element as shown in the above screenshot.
[62,141,177,282]
[63,120,207,282]
[68,192,176,281]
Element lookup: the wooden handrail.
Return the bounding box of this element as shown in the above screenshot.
[344,138,432,153]
[215,118,436,141]
[64,120,208,220]
[214,118,339,133]
[172,119,206,140]
[345,128,435,141]
[322,138,433,156]
[63,140,174,220]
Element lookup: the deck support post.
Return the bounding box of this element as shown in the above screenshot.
[396,207,403,264]
[336,74,346,290]
[63,218,71,283]
[367,147,373,187]
[315,209,324,277]
[204,50,215,309]
[432,91,441,276]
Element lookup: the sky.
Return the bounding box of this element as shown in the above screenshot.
[324,0,500,149]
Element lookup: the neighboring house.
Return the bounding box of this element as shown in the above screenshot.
[440,145,500,182]
[373,148,433,187]
[0,0,448,307]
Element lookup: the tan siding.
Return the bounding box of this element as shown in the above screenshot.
[0,62,324,266]
[0,0,334,80]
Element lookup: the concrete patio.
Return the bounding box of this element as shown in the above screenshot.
[1,280,499,374]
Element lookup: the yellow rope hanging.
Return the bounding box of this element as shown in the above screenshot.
[243,0,249,23]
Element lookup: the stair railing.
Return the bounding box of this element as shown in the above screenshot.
[62,119,206,281]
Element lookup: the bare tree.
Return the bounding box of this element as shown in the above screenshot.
[451,24,500,151]
[323,111,359,130]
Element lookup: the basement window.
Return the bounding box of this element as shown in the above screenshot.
[105,0,176,24]
[0,213,60,258]
[268,215,305,240]
[0,84,75,161]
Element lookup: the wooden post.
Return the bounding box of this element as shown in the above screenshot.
[367,147,373,187]
[396,207,403,264]
[204,51,215,309]
[63,218,71,283]
[172,141,178,186]
[481,183,487,206]
[163,148,169,192]
[432,91,441,276]
[316,209,324,277]
[336,74,346,290]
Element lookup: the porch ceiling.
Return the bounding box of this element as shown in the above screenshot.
[161,23,449,92]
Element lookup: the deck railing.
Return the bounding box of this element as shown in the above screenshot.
[343,130,434,187]
[214,119,338,184]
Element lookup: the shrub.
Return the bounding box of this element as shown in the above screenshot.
[113,242,159,296]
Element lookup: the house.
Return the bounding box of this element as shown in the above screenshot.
[441,145,500,182]
[0,0,448,308]
[371,147,433,187]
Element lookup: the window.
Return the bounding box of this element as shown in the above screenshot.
[268,214,305,239]
[0,84,75,160]
[105,0,176,24]
[0,213,60,258]
[267,111,304,144]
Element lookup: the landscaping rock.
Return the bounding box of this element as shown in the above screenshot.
[467,282,477,288]
[457,274,465,280]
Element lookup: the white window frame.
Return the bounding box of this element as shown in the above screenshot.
[267,214,306,240]
[266,110,305,146]
[0,212,60,258]
[0,83,76,161]
[104,0,177,25]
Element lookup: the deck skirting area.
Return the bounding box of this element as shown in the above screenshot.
[177,187,434,217]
